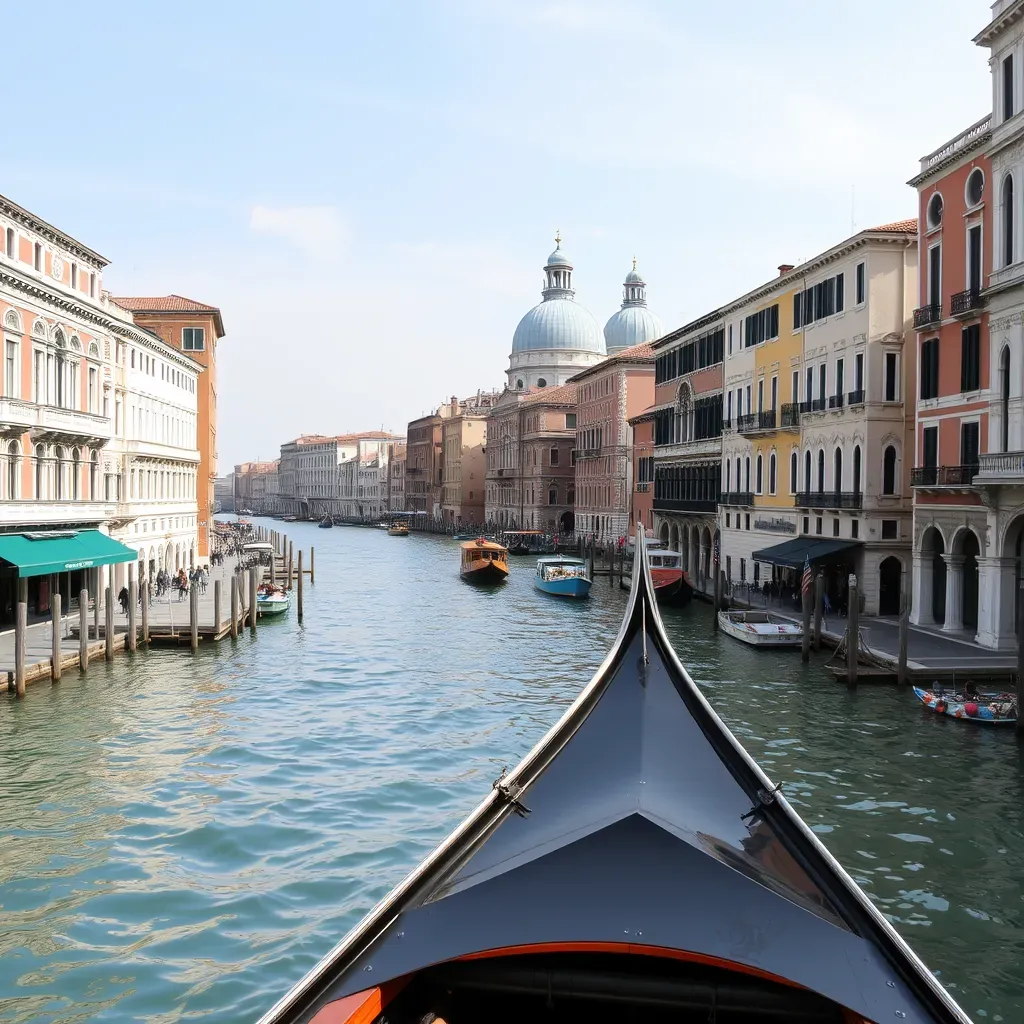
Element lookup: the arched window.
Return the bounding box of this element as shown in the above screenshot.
[853,445,862,495]
[756,454,763,494]
[804,450,811,493]
[71,446,81,500]
[790,451,797,494]
[883,445,897,495]
[744,456,750,492]
[54,445,65,500]
[6,441,18,500]
[769,452,777,495]
[833,447,843,493]
[548,487,557,505]
[1004,174,1015,267]
[34,444,45,500]
[90,451,99,499]
[817,449,825,492]
[1002,346,1011,452]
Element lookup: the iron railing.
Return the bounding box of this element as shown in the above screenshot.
[795,491,863,509]
[913,303,942,329]
[911,465,978,486]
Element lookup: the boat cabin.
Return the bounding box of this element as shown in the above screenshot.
[648,550,681,570]
[536,556,588,582]
[460,540,508,571]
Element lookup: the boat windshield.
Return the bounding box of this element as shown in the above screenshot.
[540,563,587,579]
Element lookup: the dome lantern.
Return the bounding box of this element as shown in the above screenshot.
[603,257,664,354]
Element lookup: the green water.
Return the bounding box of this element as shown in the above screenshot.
[0,522,1021,1022]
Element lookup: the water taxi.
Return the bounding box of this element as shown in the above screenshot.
[621,542,692,605]
[534,555,591,598]
[256,584,290,617]
[460,538,508,583]
[718,610,803,647]
[259,528,971,1024]
[387,521,409,536]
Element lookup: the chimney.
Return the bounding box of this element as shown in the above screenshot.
[778,264,794,277]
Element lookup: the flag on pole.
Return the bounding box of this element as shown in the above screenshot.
[801,555,813,597]
[713,533,720,567]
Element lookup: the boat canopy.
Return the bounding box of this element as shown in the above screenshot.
[242,542,274,553]
[259,530,971,1024]
[536,555,585,565]
[751,536,863,569]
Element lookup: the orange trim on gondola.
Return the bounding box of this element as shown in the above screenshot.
[309,977,410,1024]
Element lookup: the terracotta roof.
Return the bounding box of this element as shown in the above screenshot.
[522,382,578,406]
[865,219,918,233]
[112,294,225,337]
[336,431,402,442]
[568,341,655,382]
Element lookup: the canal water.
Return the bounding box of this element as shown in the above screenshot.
[0,521,1021,1023]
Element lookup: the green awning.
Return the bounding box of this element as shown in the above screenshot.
[0,530,137,577]
[751,537,863,569]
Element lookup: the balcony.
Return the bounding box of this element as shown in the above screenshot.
[635,482,650,492]
[796,491,863,509]
[653,436,722,459]
[827,393,844,410]
[720,491,754,506]
[780,403,800,428]
[799,399,827,414]
[974,451,1024,485]
[847,389,865,406]
[654,497,718,514]
[911,465,977,487]
[951,288,984,318]
[737,410,776,435]
[913,303,942,329]
[31,405,113,446]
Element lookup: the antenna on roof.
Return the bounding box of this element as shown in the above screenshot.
[851,185,856,233]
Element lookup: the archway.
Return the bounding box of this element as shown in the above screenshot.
[921,527,946,625]
[700,525,712,587]
[669,523,679,552]
[681,524,691,568]
[659,522,669,545]
[954,529,981,630]
[164,542,173,571]
[559,510,574,534]
[878,557,902,616]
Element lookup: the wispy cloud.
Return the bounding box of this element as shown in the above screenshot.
[249,205,349,259]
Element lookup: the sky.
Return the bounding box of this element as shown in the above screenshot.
[1,0,995,469]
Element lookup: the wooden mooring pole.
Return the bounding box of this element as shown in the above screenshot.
[713,569,722,631]
[15,599,26,696]
[141,577,150,645]
[897,586,909,687]
[297,550,304,623]
[51,592,62,682]
[801,582,811,663]
[190,583,199,653]
[79,589,89,672]
[1016,578,1024,737]
[105,587,114,662]
[847,574,859,689]
[287,541,294,590]
[249,567,258,631]
[214,579,222,634]
[310,545,315,584]
[93,569,99,641]
[128,565,137,652]
[813,573,823,652]
[230,575,239,639]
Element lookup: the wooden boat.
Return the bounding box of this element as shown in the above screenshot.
[387,521,410,537]
[258,528,971,1024]
[719,610,804,648]
[621,542,692,606]
[318,517,333,529]
[256,585,290,617]
[913,686,1017,725]
[460,538,508,583]
[534,555,591,598]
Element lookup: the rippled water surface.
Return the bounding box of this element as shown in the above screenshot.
[1,522,1022,1022]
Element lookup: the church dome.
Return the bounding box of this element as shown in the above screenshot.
[513,298,604,353]
[603,257,663,354]
[511,233,605,354]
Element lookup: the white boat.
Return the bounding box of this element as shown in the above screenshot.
[718,610,803,647]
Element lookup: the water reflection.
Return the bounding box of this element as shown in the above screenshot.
[0,524,1020,1023]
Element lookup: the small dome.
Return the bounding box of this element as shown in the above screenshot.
[624,268,644,284]
[546,246,572,268]
[604,305,664,354]
[513,298,605,354]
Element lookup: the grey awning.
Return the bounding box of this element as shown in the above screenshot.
[750,537,863,569]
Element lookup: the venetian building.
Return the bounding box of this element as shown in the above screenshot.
[603,258,664,354]
[508,234,605,391]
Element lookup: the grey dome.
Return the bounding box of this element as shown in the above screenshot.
[513,298,605,353]
[546,247,572,268]
[604,305,664,353]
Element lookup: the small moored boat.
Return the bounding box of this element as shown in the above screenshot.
[503,529,552,555]
[459,538,508,583]
[621,542,692,605]
[719,610,804,648]
[258,528,972,1024]
[387,521,410,537]
[913,686,1017,725]
[534,555,591,598]
[318,517,333,529]
[256,585,290,617]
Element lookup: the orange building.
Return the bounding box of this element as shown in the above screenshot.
[112,295,225,556]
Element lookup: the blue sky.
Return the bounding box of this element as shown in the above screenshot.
[2,0,993,467]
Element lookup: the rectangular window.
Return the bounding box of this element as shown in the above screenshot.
[728,323,733,354]
[856,262,865,304]
[818,363,826,402]
[182,327,205,351]
[855,352,864,391]
[961,420,980,470]
[549,447,559,466]
[1005,53,1015,121]
[835,272,844,312]
[928,245,941,306]
[33,242,42,271]
[793,293,802,330]
[918,343,937,400]
[745,384,751,413]
[884,350,901,401]
[805,367,813,403]
[70,263,78,289]
[771,375,778,410]
[923,425,939,469]
[726,391,732,421]
[851,519,859,539]
[757,378,764,412]
[968,225,982,292]
[961,324,981,393]
[802,516,809,534]
[88,366,97,412]
[792,369,799,402]
[565,412,576,429]
[5,341,15,398]
[33,350,43,404]
[815,516,823,535]
[833,518,840,537]
[835,358,844,397]
[5,227,14,258]
[881,519,898,540]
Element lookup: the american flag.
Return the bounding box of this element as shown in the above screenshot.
[713,534,720,567]
[801,555,813,597]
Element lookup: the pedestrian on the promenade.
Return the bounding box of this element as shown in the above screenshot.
[118,586,129,615]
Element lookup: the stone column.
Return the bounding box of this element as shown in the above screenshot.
[975,556,1018,649]
[910,552,934,626]
[941,554,965,632]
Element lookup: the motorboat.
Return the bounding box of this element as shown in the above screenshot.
[534,555,591,598]
[914,686,1017,725]
[459,538,508,584]
[621,542,692,605]
[718,610,804,648]
[257,528,971,1024]
[319,517,334,529]
[256,584,290,617]
[387,521,410,537]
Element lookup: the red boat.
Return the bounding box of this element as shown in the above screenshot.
[621,544,693,605]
